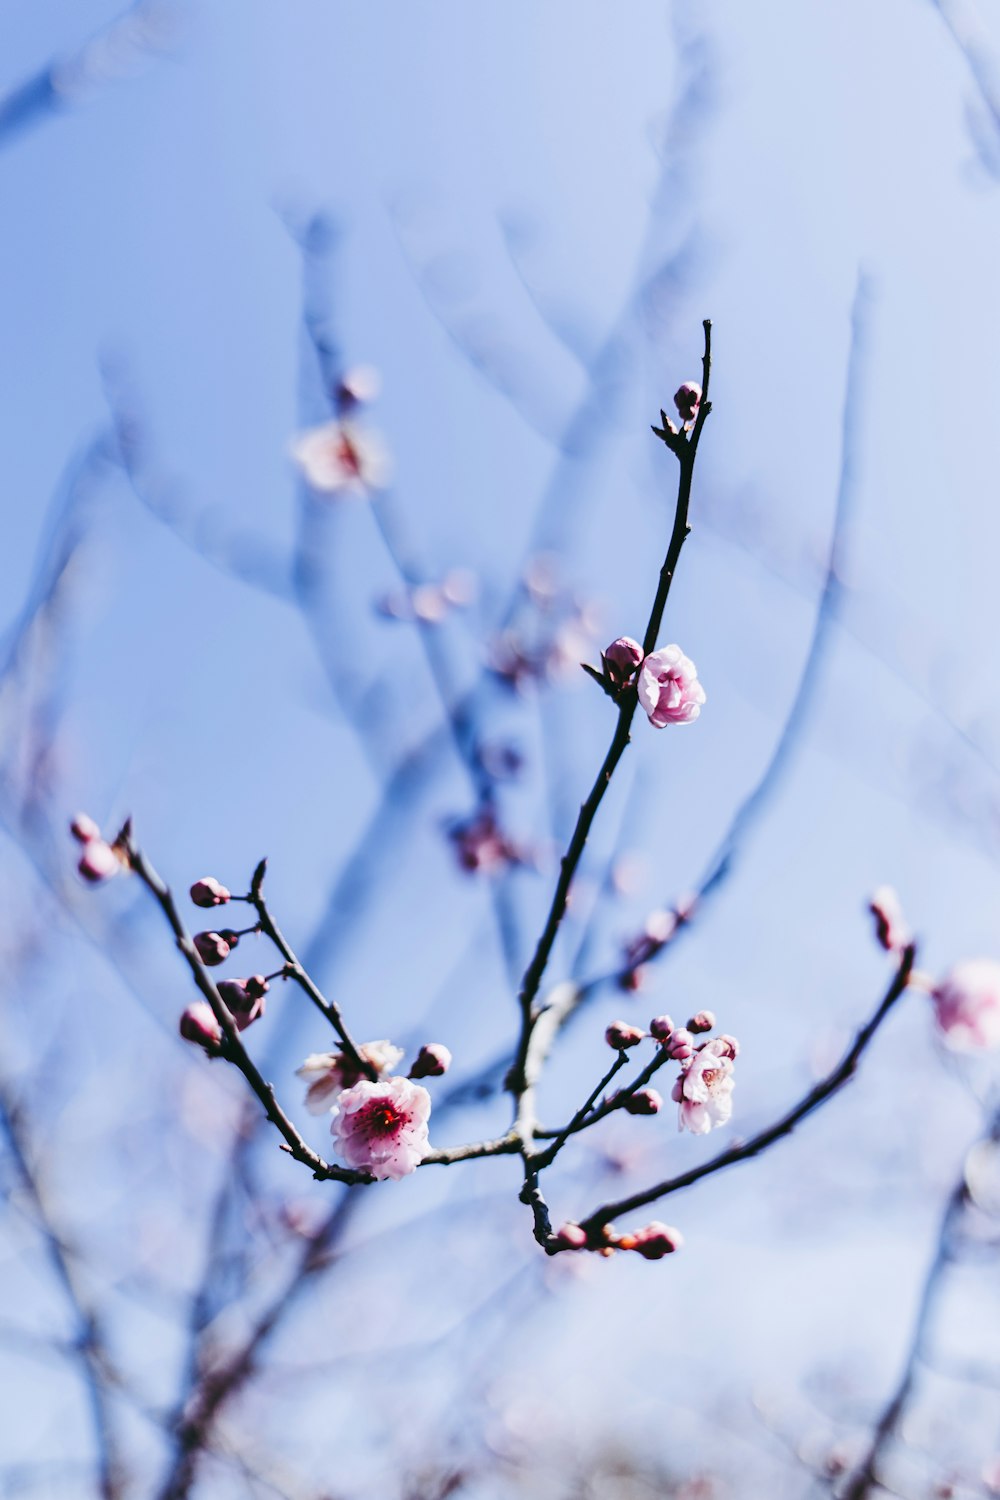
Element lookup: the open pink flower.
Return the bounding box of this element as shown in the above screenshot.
[297,1040,404,1114]
[637,646,705,727]
[932,960,1000,1051]
[291,419,390,496]
[672,1039,735,1134]
[331,1075,431,1180]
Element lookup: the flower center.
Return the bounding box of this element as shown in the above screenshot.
[335,435,362,476]
[367,1103,401,1135]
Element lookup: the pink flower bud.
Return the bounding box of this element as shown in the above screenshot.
[622,1087,662,1116]
[70,813,101,844]
[552,1223,589,1250]
[409,1043,452,1079]
[673,381,702,424]
[649,1014,675,1042]
[602,636,644,690]
[193,931,232,967]
[665,1027,695,1061]
[687,1010,715,1034]
[244,974,270,1001]
[190,878,231,908]
[605,1021,645,1050]
[336,364,380,409]
[868,886,911,953]
[77,840,121,884]
[217,979,265,1031]
[179,1002,223,1050]
[637,645,705,727]
[630,1221,684,1259]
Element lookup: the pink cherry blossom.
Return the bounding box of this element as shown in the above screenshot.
[931,960,1000,1051]
[291,418,390,496]
[297,1040,404,1114]
[637,646,705,727]
[331,1075,431,1180]
[672,1040,735,1134]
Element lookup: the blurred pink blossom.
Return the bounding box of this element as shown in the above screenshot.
[297,1040,404,1114]
[931,960,1000,1051]
[331,1076,431,1180]
[292,419,390,496]
[637,645,706,727]
[77,840,121,884]
[673,1041,735,1134]
[868,886,911,953]
[179,1002,223,1051]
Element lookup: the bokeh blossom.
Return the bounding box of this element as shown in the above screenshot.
[931,960,1000,1051]
[637,645,705,727]
[297,1040,404,1114]
[292,418,390,496]
[331,1075,431,1180]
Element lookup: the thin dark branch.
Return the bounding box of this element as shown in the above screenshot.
[249,859,376,1080]
[0,1082,125,1499]
[126,836,371,1186]
[571,944,915,1240]
[507,323,712,1131]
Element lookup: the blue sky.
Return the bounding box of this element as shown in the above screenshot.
[3,1,1000,1493]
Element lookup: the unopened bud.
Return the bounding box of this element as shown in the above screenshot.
[179,1002,223,1051]
[622,1087,662,1116]
[673,381,702,424]
[552,1223,589,1251]
[687,1010,715,1034]
[630,1221,684,1259]
[336,364,380,409]
[605,1021,645,1050]
[666,1027,694,1061]
[244,974,270,1001]
[649,1015,674,1042]
[409,1043,452,1079]
[618,967,645,993]
[602,636,644,690]
[70,813,101,844]
[868,885,911,953]
[190,877,230,908]
[77,841,121,883]
[217,979,265,1030]
[193,931,232,967]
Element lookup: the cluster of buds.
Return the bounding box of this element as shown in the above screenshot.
[71,814,128,884]
[297,1036,452,1180]
[602,1010,738,1136]
[552,1219,684,1260]
[589,637,706,727]
[376,567,477,626]
[447,808,528,877]
[290,364,390,497]
[177,876,271,1050]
